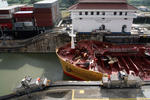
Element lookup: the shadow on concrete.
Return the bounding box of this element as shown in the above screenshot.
[100,88,145,98]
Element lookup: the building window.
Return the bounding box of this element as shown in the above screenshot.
[102,12,105,15]
[120,12,122,15]
[96,12,100,15]
[100,25,105,30]
[114,12,117,15]
[79,12,82,15]
[79,18,83,20]
[125,12,128,16]
[122,25,127,33]
[91,12,94,15]
[85,12,88,15]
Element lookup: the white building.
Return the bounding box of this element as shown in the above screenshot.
[0,0,8,8]
[69,0,137,34]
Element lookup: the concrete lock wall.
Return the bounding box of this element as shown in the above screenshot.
[0,32,104,53]
[0,32,149,53]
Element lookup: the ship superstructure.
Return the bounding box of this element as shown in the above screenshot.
[0,0,8,8]
[0,0,60,34]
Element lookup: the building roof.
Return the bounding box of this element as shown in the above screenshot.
[15,11,33,14]
[79,0,127,3]
[68,3,137,10]
[34,0,57,4]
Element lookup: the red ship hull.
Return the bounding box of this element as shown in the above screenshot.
[57,40,150,81]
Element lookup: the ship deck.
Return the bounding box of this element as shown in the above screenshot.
[57,40,150,81]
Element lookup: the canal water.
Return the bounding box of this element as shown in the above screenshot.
[0,53,73,96]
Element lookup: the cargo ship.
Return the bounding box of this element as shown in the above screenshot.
[56,40,150,81]
[0,0,60,39]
